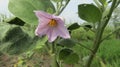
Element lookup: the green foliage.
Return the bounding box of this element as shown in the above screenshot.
[71,27,95,41]
[1,0,120,66]
[8,0,55,25]
[98,39,120,62]
[70,26,120,66]
[81,23,93,31]
[89,39,120,67]
[0,22,47,55]
[102,26,115,39]
[68,23,80,31]
[7,17,25,26]
[71,39,120,67]
[59,48,73,60]
[59,48,79,64]
[98,0,107,6]
[63,53,79,64]
[78,4,102,23]
[57,39,76,48]
[0,23,31,55]
[0,23,11,41]
[52,0,62,2]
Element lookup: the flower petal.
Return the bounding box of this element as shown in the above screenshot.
[47,28,58,42]
[34,11,70,42]
[34,11,52,19]
[56,20,70,38]
[35,23,49,37]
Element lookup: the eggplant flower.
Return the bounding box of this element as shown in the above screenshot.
[34,11,70,42]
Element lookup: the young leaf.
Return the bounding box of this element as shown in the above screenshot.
[78,4,102,23]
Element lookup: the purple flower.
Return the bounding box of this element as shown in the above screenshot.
[34,11,70,42]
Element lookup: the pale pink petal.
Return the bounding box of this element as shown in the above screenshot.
[52,15,65,23]
[34,11,51,25]
[35,17,50,36]
[34,11,52,20]
[34,11,70,42]
[46,28,58,42]
[56,20,70,38]
[34,11,52,36]
[35,24,49,37]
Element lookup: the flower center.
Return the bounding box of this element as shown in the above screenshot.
[48,19,57,27]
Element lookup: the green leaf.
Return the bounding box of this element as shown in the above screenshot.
[68,23,80,31]
[59,48,73,60]
[0,23,46,55]
[0,23,11,41]
[7,17,25,26]
[78,4,102,23]
[59,48,79,64]
[8,0,55,25]
[57,39,76,48]
[64,53,79,64]
[0,25,32,55]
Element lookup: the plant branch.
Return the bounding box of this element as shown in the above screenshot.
[75,41,93,53]
[102,0,117,29]
[85,0,117,67]
[101,27,120,42]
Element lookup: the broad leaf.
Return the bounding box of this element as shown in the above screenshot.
[78,4,102,23]
[59,48,73,60]
[8,0,55,25]
[0,23,46,55]
[59,48,79,64]
[64,53,79,64]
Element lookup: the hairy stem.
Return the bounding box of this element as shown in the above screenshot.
[85,0,117,67]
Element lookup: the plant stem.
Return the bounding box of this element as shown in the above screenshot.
[51,42,60,67]
[51,54,60,67]
[85,0,117,67]
[75,41,93,52]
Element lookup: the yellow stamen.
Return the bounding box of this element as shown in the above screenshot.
[48,19,57,27]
